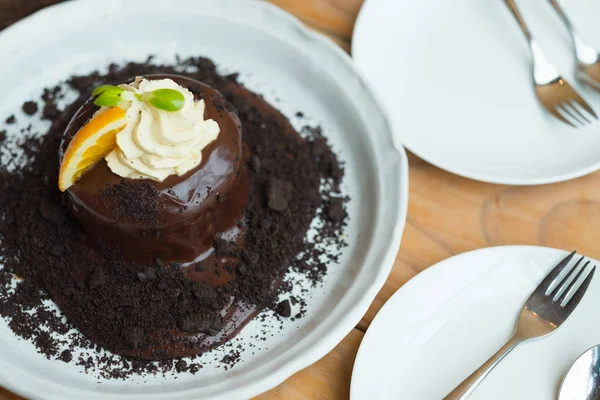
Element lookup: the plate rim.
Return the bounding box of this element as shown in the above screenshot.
[351,0,600,186]
[0,0,409,399]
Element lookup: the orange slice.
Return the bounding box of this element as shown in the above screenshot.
[58,107,127,191]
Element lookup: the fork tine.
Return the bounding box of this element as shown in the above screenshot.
[558,104,585,126]
[549,106,577,128]
[546,255,583,296]
[553,259,588,301]
[538,251,577,296]
[561,265,596,308]
[571,92,598,119]
[566,102,591,125]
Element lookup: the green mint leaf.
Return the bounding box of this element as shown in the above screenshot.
[147,89,185,112]
[94,92,123,107]
[92,85,123,97]
[92,85,125,107]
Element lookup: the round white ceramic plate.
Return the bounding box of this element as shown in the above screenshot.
[0,1,409,399]
[353,0,600,185]
[351,246,600,399]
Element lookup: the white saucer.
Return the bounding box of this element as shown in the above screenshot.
[0,0,408,399]
[351,246,600,400]
[353,0,600,185]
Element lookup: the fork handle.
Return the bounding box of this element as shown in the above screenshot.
[546,0,597,65]
[443,336,523,400]
[502,0,562,85]
[503,0,532,42]
[547,0,575,33]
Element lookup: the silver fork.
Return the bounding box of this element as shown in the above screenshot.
[547,0,600,92]
[444,251,596,400]
[504,0,597,127]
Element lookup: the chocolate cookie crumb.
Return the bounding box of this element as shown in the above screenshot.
[123,327,145,349]
[88,267,106,289]
[249,155,261,173]
[267,179,293,212]
[189,84,204,100]
[325,198,347,223]
[221,350,241,370]
[237,263,249,276]
[276,300,291,318]
[51,244,65,257]
[145,267,157,281]
[138,267,157,283]
[175,359,188,372]
[39,198,66,226]
[242,250,259,266]
[213,238,240,257]
[189,363,202,374]
[42,102,59,120]
[22,101,38,116]
[308,134,344,180]
[179,314,223,335]
[59,350,73,363]
[100,179,159,224]
[192,283,217,305]
[5,115,15,124]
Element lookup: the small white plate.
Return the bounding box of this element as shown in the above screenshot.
[0,0,409,399]
[353,0,600,185]
[351,246,600,399]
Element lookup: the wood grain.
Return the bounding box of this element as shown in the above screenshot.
[0,0,62,30]
[4,0,600,399]
[361,155,600,328]
[0,389,23,400]
[252,330,363,400]
[267,0,363,41]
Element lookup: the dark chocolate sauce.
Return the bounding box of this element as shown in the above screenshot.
[64,75,250,265]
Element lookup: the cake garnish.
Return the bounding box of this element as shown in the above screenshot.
[92,85,185,112]
[58,107,127,192]
[58,77,220,191]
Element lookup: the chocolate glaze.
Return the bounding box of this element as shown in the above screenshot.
[58,77,297,360]
[64,75,250,265]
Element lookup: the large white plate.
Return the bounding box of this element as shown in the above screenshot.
[351,246,600,399]
[0,1,409,399]
[353,0,600,185]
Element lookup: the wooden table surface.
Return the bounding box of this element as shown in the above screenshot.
[3,0,600,399]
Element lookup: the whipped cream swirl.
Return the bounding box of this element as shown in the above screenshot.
[104,78,220,181]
